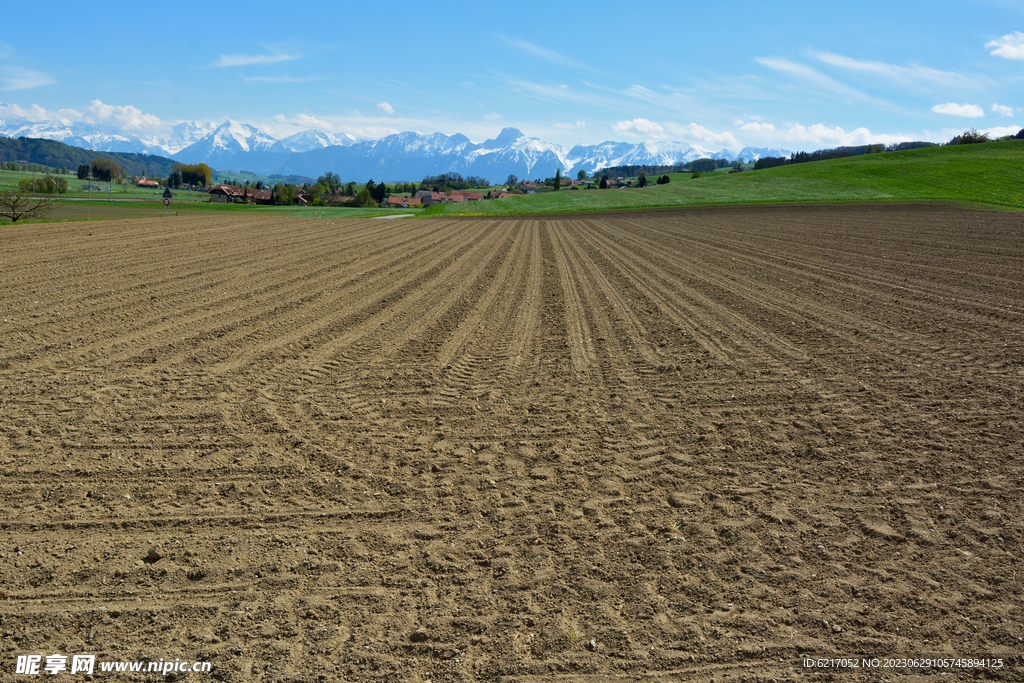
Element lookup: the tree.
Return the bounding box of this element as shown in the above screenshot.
[554,168,562,191]
[308,182,328,205]
[368,179,387,203]
[273,183,298,205]
[317,172,341,193]
[353,188,376,207]
[637,170,647,188]
[505,174,518,188]
[90,158,122,182]
[599,177,608,189]
[577,169,587,181]
[77,164,90,180]
[0,191,54,222]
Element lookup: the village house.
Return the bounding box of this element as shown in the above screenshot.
[420,192,451,207]
[449,190,483,202]
[209,184,273,204]
[485,189,513,200]
[388,196,422,208]
[136,178,159,189]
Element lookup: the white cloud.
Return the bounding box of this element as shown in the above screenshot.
[554,120,585,130]
[613,118,664,136]
[0,102,83,124]
[671,122,738,147]
[0,66,57,91]
[986,31,1024,60]
[271,113,341,133]
[738,121,776,133]
[484,112,503,121]
[745,122,908,148]
[931,102,985,117]
[377,102,394,114]
[86,100,161,131]
[982,124,1023,138]
[213,52,299,67]
[992,103,1014,117]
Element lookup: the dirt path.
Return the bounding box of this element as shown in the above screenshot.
[1,205,1021,681]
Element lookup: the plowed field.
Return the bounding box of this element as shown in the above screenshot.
[1,204,1022,681]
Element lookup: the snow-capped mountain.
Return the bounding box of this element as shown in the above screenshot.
[172,120,278,168]
[460,128,568,180]
[0,116,216,155]
[273,129,357,153]
[735,146,792,162]
[1,114,791,183]
[173,126,753,183]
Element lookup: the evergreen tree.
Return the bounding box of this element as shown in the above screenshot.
[554,168,561,191]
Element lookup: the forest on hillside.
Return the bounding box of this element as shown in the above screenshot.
[0,137,177,178]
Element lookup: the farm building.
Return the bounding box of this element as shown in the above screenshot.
[209,185,273,204]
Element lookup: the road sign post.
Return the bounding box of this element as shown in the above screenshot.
[163,197,170,216]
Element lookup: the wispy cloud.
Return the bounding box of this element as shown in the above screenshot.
[811,51,984,89]
[0,65,56,91]
[986,31,1024,59]
[377,102,395,114]
[242,75,317,84]
[484,112,503,121]
[500,37,591,70]
[754,57,869,101]
[213,52,299,67]
[622,84,703,115]
[931,102,985,117]
[506,79,615,109]
[992,103,1014,117]
[554,120,585,130]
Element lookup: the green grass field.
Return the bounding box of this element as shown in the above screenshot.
[425,140,1024,216]
[0,169,215,202]
[1,197,422,223]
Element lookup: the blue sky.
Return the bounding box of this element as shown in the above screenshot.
[1,0,1023,151]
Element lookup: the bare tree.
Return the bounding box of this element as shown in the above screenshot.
[0,191,54,223]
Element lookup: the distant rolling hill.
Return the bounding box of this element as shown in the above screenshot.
[0,136,178,178]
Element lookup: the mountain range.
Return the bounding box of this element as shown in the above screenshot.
[0,115,791,183]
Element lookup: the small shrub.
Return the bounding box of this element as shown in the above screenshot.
[947,128,991,145]
[691,170,702,179]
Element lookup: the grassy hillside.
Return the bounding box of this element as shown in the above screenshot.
[425,140,1024,216]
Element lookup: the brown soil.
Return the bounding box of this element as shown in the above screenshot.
[1,204,1021,682]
